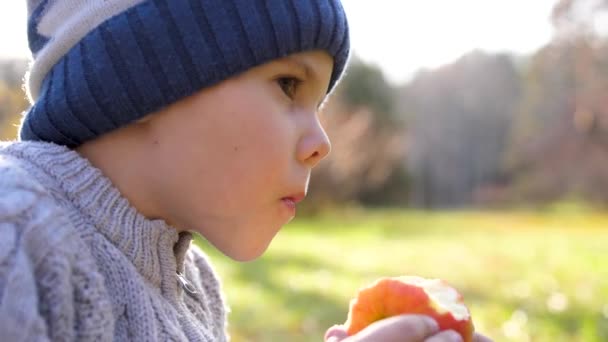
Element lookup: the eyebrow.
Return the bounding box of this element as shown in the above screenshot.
[284,56,317,81]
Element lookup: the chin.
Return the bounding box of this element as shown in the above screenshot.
[200,218,285,262]
[212,233,274,262]
[225,242,271,262]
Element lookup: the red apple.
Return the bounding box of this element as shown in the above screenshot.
[344,276,474,342]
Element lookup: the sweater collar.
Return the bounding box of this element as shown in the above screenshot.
[2,141,192,288]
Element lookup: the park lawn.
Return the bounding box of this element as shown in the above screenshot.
[194,207,608,342]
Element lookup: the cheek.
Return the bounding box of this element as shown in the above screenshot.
[170,92,294,202]
[223,110,294,192]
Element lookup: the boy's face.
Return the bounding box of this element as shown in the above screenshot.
[139,50,333,261]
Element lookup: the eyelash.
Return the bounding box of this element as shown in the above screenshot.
[276,76,302,100]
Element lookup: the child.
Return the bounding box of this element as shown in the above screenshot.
[0,1,490,341]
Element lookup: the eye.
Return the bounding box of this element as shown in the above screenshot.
[276,76,302,99]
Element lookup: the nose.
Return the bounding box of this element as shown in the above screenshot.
[297,115,331,168]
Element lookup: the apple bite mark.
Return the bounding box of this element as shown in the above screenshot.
[420,278,470,321]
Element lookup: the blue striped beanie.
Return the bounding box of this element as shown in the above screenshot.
[20,0,350,147]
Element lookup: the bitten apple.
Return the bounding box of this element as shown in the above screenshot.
[344,276,474,342]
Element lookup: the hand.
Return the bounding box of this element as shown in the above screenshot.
[324,315,493,342]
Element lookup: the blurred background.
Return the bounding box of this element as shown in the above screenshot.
[1,1,607,341]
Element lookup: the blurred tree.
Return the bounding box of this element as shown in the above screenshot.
[308,0,608,209]
[403,51,521,208]
[505,0,608,205]
[0,59,28,88]
[339,56,398,126]
[0,83,27,141]
[552,0,608,38]
[0,59,28,141]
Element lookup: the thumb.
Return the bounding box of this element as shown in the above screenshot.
[325,324,349,342]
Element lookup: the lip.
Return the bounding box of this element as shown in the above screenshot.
[282,193,306,204]
[281,193,306,213]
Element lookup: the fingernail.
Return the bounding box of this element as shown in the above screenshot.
[423,317,439,332]
[447,330,463,342]
[324,324,347,342]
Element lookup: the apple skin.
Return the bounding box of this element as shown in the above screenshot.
[344,276,474,342]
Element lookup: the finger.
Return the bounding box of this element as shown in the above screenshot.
[355,314,439,342]
[473,333,493,342]
[325,324,349,342]
[425,330,463,342]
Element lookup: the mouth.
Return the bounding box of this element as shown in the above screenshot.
[281,193,306,204]
[281,193,306,213]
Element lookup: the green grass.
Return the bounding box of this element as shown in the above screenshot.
[194,208,608,342]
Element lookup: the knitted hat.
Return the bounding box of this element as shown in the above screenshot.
[20,0,350,147]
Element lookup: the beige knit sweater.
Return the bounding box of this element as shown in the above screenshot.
[0,141,229,341]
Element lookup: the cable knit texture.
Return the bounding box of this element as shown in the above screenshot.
[0,140,229,341]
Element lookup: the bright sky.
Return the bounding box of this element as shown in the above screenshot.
[0,1,556,84]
